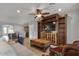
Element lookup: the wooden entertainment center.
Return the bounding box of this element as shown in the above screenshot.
[38,14,67,45]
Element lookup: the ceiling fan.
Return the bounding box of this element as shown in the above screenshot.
[27,3,56,21]
[28,9,50,19]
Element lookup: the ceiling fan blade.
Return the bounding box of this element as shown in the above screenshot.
[42,12,50,15]
[41,15,45,18]
[28,13,36,15]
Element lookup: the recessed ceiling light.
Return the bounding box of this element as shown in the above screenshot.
[17,10,20,13]
[58,9,62,12]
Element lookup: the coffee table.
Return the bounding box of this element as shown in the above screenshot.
[30,39,50,51]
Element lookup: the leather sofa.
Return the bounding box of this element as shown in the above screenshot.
[49,41,79,56]
[63,41,79,56]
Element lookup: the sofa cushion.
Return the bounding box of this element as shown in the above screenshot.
[50,46,63,52]
[73,41,79,48]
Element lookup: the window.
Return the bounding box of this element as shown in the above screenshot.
[3,25,14,35]
[3,27,7,34]
[7,25,14,33]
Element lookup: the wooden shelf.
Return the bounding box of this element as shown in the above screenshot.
[38,14,67,45]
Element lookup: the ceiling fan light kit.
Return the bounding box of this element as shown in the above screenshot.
[37,14,42,17]
[35,16,43,21]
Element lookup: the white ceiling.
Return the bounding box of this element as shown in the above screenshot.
[0,3,79,25]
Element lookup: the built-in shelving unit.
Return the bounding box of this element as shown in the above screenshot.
[38,14,67,45]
